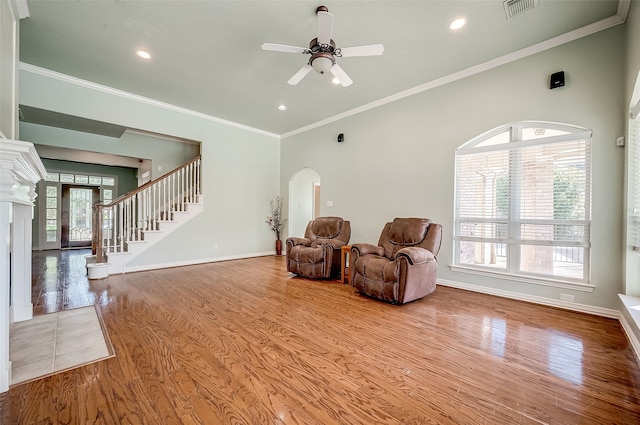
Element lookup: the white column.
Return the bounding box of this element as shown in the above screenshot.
[0,0,32,393]
[0,201,12,393]
[10,203,33,322]
[0,139,46,394]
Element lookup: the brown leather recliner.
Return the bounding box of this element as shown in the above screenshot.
[286,217,351,279]
[350,218,442,304]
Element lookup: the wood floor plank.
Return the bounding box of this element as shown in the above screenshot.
[1,250,639,424]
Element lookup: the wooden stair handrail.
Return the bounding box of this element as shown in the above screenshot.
[92,155,202,263]
[103,155,201,208]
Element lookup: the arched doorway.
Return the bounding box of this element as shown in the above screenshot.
[288,168,321,238]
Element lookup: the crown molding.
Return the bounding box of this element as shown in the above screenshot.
[8,0,29,20]
[18,63,280,140]
[618,0,631,22]
[282,12,627,139]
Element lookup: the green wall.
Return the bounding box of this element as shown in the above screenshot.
[19,64,280,265]
[18,10,632,314]
[282,26,626,311]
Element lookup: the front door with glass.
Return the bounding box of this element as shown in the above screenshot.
[61,185,100,248]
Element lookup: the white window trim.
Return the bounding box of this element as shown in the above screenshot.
[629,106,640,253]
[452,121,592,289]
[449,264,595,292]
[38,170,119,249]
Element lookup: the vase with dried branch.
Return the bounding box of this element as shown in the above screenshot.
[266,196,287,255]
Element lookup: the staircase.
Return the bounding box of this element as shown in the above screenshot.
[92,156,203,275]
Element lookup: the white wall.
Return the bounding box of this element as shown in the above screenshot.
[282,26,626,310]
[19,66,281,265]
[288,168,320,238]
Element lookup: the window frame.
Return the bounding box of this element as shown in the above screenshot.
[630,105,640,253]
[38,170,118,250]
[451,121,593,291]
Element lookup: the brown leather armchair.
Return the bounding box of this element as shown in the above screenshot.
[286,217,351,279]
[350,218,442,304]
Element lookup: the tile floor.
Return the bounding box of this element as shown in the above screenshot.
[9,305,114,385]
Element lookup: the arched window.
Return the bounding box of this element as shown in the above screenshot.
[453,122,592,286]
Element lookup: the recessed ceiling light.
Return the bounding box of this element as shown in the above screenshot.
[136,50,151,59]
[278,105,287,111]
[449,18,466,30]
[332,77,340,85]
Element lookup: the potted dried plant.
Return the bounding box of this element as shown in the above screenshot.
[266,196,287,255]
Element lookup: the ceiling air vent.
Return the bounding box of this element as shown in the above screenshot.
[503,0,538,20]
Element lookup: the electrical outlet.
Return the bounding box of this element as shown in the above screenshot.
[560,293,575,302]
[213,243,218,249]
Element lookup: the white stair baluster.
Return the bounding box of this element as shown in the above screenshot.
[96,156,202,272]
[117,203,122,253]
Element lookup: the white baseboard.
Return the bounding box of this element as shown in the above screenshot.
[437,278,619,318]
[0,360,10,393]
[10,303,33,323]
[437,279,639,363]
[618,313,640,363]
[122,251,277,274]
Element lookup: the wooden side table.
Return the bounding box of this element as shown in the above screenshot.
[340,245,352,284]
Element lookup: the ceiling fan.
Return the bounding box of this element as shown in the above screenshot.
[261,5,384,87]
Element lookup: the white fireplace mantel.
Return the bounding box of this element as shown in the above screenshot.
[0,139,46,204]
[0,138,46,393]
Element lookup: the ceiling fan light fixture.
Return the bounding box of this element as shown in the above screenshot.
[332,77,340,85]
[262,6,381,86]
[311,54,334,75]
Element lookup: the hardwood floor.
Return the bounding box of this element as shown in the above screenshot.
[1,250,639,424]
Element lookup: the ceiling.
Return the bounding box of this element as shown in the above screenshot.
[19,0,624,137]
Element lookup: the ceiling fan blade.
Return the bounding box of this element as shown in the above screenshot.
[338,44,384,57]
[317,11,334,45]
[330,63,353,87]
[288,64,313,85]
[262,43,309,54]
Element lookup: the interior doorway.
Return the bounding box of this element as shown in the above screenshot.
[61,185,100,248]
[314,183,321,218]
[288,168,321,238]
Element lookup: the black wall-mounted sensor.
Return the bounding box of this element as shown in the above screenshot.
[338,133,344,143]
